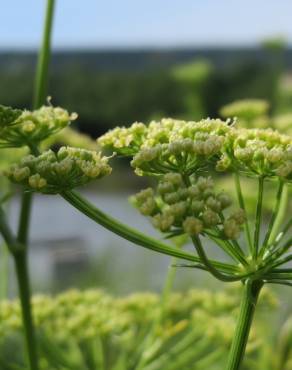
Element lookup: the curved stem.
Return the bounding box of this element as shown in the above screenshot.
[253,177,264,259]
[206,231,248,266]
[226,279,263,370]
[234,173,253,253]
[191,236,241,282]
[61,190,239,275]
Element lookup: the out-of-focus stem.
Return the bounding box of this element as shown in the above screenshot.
[226,279,263,370]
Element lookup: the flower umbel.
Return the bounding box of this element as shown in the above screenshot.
[131,173,245,240]
[219,128,292,181]
[6,147,112,193]
[0,105,77,148]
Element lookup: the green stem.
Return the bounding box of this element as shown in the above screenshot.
[191,236,241,282]
[33,0,55,109]
[234,173,253,253]
[253,177,264,259]
[226,279,263,370]
[260,181,285,257]
[62,190,239,274]
[15,1,55,370]
[0,243,9,300]
[266,184,288,246]
[13,250,38,370]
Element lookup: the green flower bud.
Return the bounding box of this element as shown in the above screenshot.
[13,166,30,182]
[163,173,183,187]
[266,148,284,163]
[139,198,157,216]
[177,188,189,200]
[168,141,184,155]
[183,217,203,235]
[276,161,292,178]
[224,219,241,240]
[217,193,232,209]
[163,192,181,205]
[191,200,204,214]
[216,155,231,172]
[152,213,174,232]
[157,181,174,195]
[202,209,220,227]
[230,209,246,225]
[206,197,221,212]
[168,202,188,219]
[197,176,214,191]
[28,174,47,189]
[188,185,200,199]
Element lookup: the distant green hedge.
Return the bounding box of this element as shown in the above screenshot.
[0,58,280,136]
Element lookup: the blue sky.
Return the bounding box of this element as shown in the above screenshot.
[1,0,291,49]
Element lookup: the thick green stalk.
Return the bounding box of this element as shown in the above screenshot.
[33,0,55,109]
[226,279,263,370]
[14,1,55,370]
[14,250,39,370]
[61,190,239,275]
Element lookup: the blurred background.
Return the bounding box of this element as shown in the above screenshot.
[0,0,291,307]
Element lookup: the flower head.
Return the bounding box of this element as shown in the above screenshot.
[0,105,77,148]
[219,128,292,182]
[131,174,244,240]
[99,118,229,176]
[6,147,112,194]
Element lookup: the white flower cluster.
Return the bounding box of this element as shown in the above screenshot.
[131,173,245,240]
[0,105,77,148]
[6,147,112,193]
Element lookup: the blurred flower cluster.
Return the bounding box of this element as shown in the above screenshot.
[0,288,280,370]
